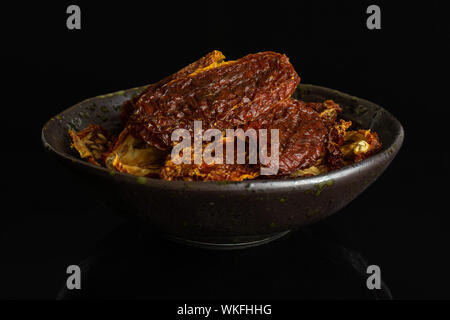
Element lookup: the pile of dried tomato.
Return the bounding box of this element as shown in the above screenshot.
[69,50,381,181]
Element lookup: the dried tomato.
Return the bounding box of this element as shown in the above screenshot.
[129,52,300,150]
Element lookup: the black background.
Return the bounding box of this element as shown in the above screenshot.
[1,1,449,300]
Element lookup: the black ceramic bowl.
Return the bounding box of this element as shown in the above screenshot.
[42,84,404,249]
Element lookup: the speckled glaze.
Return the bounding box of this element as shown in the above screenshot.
[41,84,404,248]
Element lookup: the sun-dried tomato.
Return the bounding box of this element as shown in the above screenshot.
[246,98,328,174]
[120,50,226,126]
[128,52,300,150]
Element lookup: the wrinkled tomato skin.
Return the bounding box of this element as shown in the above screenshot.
[247,99,327,174]
[129,52,300,150]
[120,50,226,126]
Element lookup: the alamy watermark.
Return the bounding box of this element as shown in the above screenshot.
[66,265,81,290]
[366,5,381,30]
[366,265,382,290]
[66,5,381,31]
[171,121,280,175]
[66,5,81,30]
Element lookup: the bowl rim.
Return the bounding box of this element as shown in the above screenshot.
[41,84,404,192]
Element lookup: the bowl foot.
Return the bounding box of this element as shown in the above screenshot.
[165,230,291,250]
